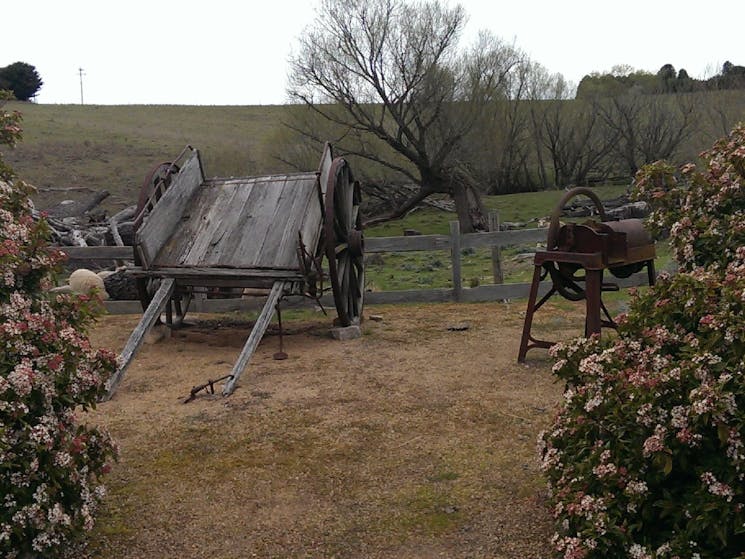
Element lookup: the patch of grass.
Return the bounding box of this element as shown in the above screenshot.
[429,470,459,482]
[391,485,463,535]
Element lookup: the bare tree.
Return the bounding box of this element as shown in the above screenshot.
[540,98,619,187]
[288,0,520,232]
[599,94,697,175]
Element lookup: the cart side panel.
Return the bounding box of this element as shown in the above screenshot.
[136,151,205,268]
[154,179,238,266]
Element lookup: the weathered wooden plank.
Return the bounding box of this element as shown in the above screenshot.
[59,245,133,261]
[198,181,256,266]
[365,234,451,253]
[104,278,175,400]
[222,281,286,396]
[272,178,319,269]
[217,179,277,266]
[296,145,333,255]
[154,180,220,266]
[233,179,287,267]
[212,178,263,267]
[461,228,548,249]
[364,288,454,305]
[489,211,504,284]
[204,172,315,187]
[450,221,462,302]
[298,186,324,259]
[181,182,245,266]
[130,266,304,281]
[317,144,333,199]
[137,151,204,267]
[461,282,547,302]
[255,177,315,268]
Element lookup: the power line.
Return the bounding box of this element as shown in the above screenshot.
[78,67,85,105]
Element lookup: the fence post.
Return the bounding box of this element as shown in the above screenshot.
[450,221,462,302]
[489,210,504,284]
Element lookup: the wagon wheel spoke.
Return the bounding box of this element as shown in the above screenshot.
[324,157,365,327]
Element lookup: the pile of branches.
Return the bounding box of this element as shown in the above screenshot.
[362,182,455,221]
[34,190,137,248]
[561,193,650,220]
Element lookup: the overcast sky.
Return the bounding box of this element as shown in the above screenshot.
[4,0,743,105]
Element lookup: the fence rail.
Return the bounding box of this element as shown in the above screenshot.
[59,219,651,315]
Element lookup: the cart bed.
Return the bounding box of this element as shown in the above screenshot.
[157,173,321,269]
[136,149,330,276]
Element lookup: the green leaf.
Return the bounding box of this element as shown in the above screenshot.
[718,422,729,445]
[663,454,673,476]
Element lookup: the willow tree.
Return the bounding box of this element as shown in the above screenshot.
[288,0,520,232]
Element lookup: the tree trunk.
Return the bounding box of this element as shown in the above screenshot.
[450,180,487,233]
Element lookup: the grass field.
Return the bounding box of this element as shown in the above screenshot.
[6,101,628,215]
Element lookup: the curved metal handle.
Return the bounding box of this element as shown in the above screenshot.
[547,187,607,250]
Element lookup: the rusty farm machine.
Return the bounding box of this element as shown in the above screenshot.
[518,187,656,362]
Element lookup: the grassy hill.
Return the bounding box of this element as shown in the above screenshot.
[4,102,291,211]
[5,101,629,220]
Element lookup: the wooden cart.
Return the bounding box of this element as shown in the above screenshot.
[105,144,364,399]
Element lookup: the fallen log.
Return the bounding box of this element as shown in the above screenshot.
[43,190,110,219]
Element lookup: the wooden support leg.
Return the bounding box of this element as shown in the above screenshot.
[647,259,656,286]
[584,269,602,338]
[104,278,176,400]
[518,264,544,363]
[222,281,286,396]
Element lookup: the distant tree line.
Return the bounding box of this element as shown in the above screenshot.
[577,61,745,98]
[0,62,42,101]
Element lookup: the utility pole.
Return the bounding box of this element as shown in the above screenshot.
[78,67,85,105]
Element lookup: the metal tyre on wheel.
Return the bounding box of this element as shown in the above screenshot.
[324,157,364,326]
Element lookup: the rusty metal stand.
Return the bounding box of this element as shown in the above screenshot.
[518,255,656,363]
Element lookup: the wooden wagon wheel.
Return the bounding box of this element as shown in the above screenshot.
[546,187,609,302]
[324,157,364,326]
[133,162,190,323]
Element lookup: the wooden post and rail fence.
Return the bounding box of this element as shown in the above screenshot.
[59,211,652,315]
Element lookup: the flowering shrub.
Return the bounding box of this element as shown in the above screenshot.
[0,90,22,181]
[539,124,745,559]
[1,105,117,557]
[633,125,745,272]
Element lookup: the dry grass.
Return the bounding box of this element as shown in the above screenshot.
[80,300,587,558]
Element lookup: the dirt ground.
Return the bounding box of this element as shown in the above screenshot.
[83,300,585,559]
